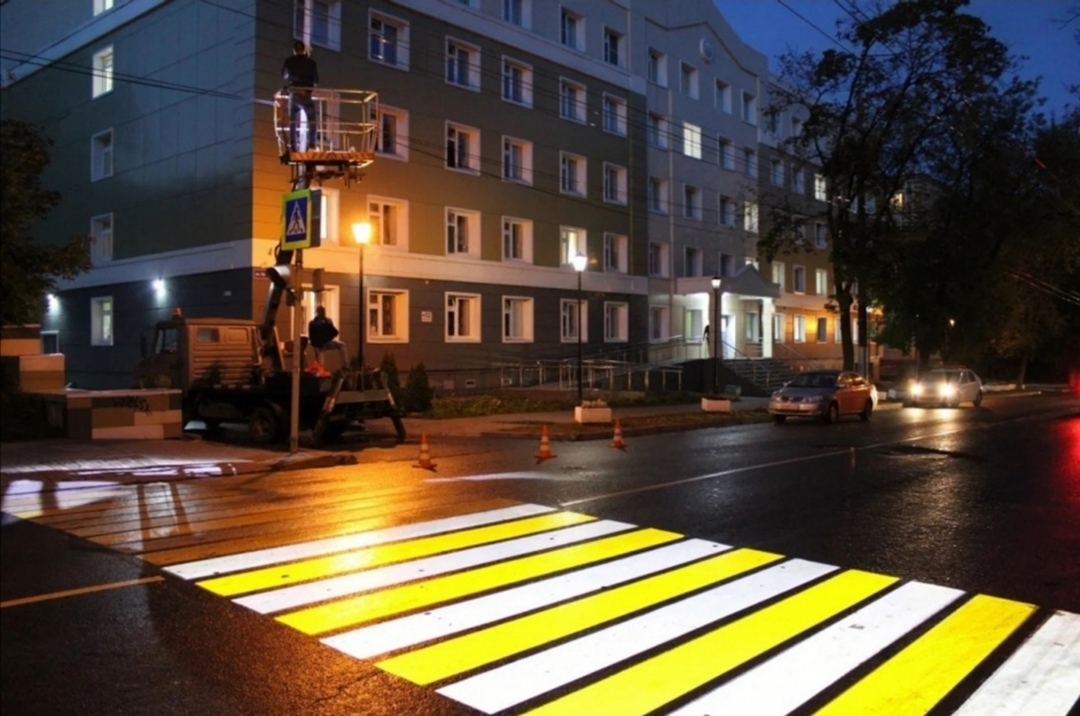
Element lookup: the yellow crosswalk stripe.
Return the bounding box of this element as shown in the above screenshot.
[378,547,782,685]
[196,511,596,596]
[277,528,681,635]
[813,594,1038,716]
[519,569,897,716]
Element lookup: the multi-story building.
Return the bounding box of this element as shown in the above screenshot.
[2,0,843,391]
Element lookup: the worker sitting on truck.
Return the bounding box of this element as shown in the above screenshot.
[308,306,348,367]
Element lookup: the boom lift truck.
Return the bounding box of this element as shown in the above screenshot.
[133,88,404,447]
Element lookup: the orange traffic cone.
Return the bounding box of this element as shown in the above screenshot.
[610,418,627,451]
[413,433,437,470]
[535,424,556,462]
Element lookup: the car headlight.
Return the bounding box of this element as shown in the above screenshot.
[941,384,957,398]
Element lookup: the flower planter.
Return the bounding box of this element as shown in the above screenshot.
[575,405,613,424]
[701,397,732,413]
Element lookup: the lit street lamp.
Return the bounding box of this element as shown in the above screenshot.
[711,276,722,395]
[351,222,371,371]
[572,252,588,404]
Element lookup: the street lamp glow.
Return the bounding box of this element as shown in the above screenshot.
[351,222,371,245]
[572,253,587,403]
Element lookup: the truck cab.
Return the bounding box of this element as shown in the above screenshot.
[134,316,262,392]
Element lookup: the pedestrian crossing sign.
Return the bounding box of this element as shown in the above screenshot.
[281,189,322,250]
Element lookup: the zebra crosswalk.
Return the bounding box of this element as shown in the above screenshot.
[154,502,1079,716]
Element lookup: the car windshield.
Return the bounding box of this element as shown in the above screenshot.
[788,373,837,389]
[925,372,960,384]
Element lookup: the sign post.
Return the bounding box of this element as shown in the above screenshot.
[281,189,321,452]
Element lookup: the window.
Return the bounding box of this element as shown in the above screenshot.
[649,305,669,341]
[295,0,342,51]
[446,38,480,90]
[504,0,527,27]
[603,233,628,273]
[684,246,703,277]
[559,79,586,122]
[683,122,702,159]
[791,115,803,137]
[446,123,479,172]
[502,217,533,262]
[503,296,534,342]
[602,94,627,135]
[647,48,666,86]
[368,197,406,248]
[370,12,408,68]
[94,0,114,15]
[719,138,735,170]
[744,201,759,233]
[91,296,113,346]
[715,80,732,112]
[92,46,113,97]
[766,110,780,134]
[770,158,784,186]
[814,222,827,248]
[647,112,668,148]
[603,28,623,66]
[773,314,785,343]
[604,302,628,342]
[41,330,60,354]
[317,187,340,244]
[794,221,807,245]
[375,105,408,160]
[719,196,736,227]
[720,252,735,277]
[793,315,806,343]
[502,58,533,106]
[817,317,828,343]
[745,311,760,341]
[560,299,587,342]
[772,262,785,291]
[560,9,583,50]
[792,167,805,194]
[793,265,807,293]
[446,293,481,341]
[741,91,757,124]
[559,227,585,265]
[744,148,758,178]
[90,129,113,181]
[446,209,480,256]
[368,289,408,341]
[560,152,586,196]
[680,63,699,98]
[503,136,533,184]
[90,213,113,265]
[814,173,828,201]
[683,185,701,220]
[815,269,828,296]
[648,177,668,214]
[603,163,627,204]
[648,242,669,277]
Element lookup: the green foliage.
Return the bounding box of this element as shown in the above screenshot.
[378,349,402,403]
[0,120,91,326]
[401,362,435,414]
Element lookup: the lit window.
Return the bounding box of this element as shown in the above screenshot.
[603,163,627,204]
[604,302,628,342]
[602,94,627,135]
[503,296,534,342]
[502,58,533,106]
[318,187,339,244]
[647,48,666,86]
[560,152,586,196]
[92,46,114,98]
[603,233,628,273]
[814,174,828,201]
[561,299,587,342]
[91,129,113,181]
[715,80,732,113]
[773,314,785,343]
[368,289,408,341]
[90,214,113,265]
[446,293,481,341]
[559,227,585,266]
[502,217,533,262]
[772,262,785,291]
[603,28,623,66]
[560,79,586,122]
[502,136,533,184]
[560,10,583,50]
[744,202,759,233]
[446,208,480,256]
[816,269,829,296]
[91,296,113,346]
[368,197,407,249]
[446,38,480,90]
[794,315,806,343]
[370,12,409,68]
[683,122,702,159]
[375,105,408,160]
[446,123,480,172]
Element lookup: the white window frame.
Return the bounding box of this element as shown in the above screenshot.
[369,11,409,69]
[502,296,534,342]
[648,177,669,214]
[793,265,807,293]
[368,196,408,249]
[559,152,586,196]
[602,94,627,136]
[741,91,757,125]
[649,304,669,341]
[502,217,533,263]
[446,292,481,342]
[604,302,628,342]
[603,163,627,205]
[816,269,829,296]
[648,241,669,278]
[446,122,480,173]
[719,138,735,170]
[559,78,587,123]
[502,136,534,184]
[295,0,342,51]
[91,296,113,346]
[603,27,623,67]
[445,37,481,91]
[375,105,409,160]
[715,80,732,113]
[647,47,667,86]
[317,187,340,244]
[446,208,481,257]
[744,201,759,234]
[91,129,113,181]
[560,298,588,342]
[814,173,828,201]
[683,184,701,220]
[94,0,114,15]
[560,9,584,50]
[680,62,699,98]
[92,46,114,98]
[602,232,628,274]
[683,122,702,159]
[773,314,785,343]
[503,0,528,27]
[367,289,409,342]
[772,261,786,291]
[794,315,806,343]
[90,213,113,265]
[502,57,533,107]
[559,226,586,266]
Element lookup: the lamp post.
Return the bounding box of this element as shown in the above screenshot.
[351,222,371,371]
[572,252,587,403]
[711,276,722,395]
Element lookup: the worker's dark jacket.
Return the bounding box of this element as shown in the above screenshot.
[282,54,319,88]
[308,316,338,349]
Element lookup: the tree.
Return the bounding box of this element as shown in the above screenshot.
[762,0,1030,372]
[0,120,91,326]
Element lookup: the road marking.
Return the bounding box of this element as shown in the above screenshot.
[0,576,164,608]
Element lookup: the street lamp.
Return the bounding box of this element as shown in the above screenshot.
[572,252,588,404]
[351,221,371,372]
[710,276,722,395]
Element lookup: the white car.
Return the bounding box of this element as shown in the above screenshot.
[905,368,984,408]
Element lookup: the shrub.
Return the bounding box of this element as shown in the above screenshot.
[402,362,435,414]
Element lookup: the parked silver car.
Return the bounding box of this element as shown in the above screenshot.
[768,370,876,424]
[905,368,984,408]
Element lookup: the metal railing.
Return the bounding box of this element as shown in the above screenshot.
[273,87,378,164]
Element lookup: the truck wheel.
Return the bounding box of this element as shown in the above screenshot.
[249,406,279,444]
